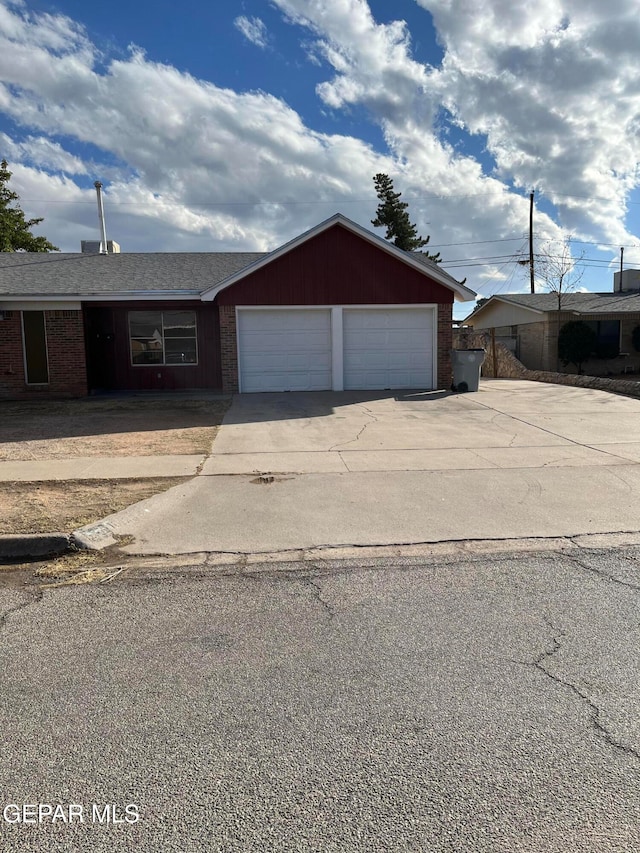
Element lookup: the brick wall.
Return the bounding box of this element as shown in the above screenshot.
[542,312,640,376]
[0,310,87,400]
[437,303,453,390]
[516,322,547,370]
[0,311,26,399]
[46,310,87,396]
[219,305,238,393]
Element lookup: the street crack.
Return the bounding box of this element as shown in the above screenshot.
[303,576,335,621]
[530,618,640,763]
[566,553,640,593]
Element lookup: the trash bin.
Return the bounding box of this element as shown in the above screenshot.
[451,349,485,392]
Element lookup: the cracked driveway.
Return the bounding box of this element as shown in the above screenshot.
[1,547,639,851]
[85,379,640,556]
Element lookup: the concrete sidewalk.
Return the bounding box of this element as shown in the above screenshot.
[0,455,204,481]
[65,379,640,558]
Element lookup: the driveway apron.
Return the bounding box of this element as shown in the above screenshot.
[78,380,640,555]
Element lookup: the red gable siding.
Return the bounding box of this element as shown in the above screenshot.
[216,224,454,306]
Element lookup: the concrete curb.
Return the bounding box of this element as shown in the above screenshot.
[0,533,72,560]
[71,523,119,552]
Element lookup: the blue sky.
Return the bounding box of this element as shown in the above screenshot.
[1,0,639,318]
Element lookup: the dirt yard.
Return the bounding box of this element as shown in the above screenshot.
[0,396,229,534]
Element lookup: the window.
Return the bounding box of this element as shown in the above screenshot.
[129,310,198,366]
[584,320,621,359]
[22,311,49,384]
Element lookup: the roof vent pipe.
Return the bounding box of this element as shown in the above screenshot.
[94,181,109,255]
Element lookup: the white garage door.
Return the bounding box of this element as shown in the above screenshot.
[238,309,332,392]
[343,308,434,390]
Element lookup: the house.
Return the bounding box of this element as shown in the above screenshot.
[464,289,640,375]
[0,214,476,400]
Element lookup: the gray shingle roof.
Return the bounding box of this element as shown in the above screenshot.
[0,252,266,297]
[493,292,640,314]
[410,252,463,288]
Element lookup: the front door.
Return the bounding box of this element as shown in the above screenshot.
[84,307,117,391]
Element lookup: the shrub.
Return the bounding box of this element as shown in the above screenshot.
[558,321,597,373]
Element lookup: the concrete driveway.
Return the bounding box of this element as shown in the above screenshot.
[203,381,640,473]
[82,379,640,556]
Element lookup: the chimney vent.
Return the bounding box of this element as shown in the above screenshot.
[81,240,121,254]
[614,269,640,292]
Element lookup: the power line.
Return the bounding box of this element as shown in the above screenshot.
[19,189,640,207]
[444,253,542,265]
[431,236,526,248]
[568,238,640,248]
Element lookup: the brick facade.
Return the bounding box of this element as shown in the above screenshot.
[470,313,640,376]
[219,305,239,393]
[0,311,25,399]
[0,310,87,400]
[437,303,453,390]
[551,312,640,376]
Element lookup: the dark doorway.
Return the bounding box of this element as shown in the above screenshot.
[84,307,117,391]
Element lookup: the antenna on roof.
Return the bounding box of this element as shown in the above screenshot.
[94,181,109,255]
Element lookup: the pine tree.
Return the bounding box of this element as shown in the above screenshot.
[371,173,440,262]
[0,160,58,252]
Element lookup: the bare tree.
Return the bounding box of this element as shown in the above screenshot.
[535,240,585,310]
[534,240,586,371]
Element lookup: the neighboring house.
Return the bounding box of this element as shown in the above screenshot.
[0,213,476,400]
[464,291,640,374]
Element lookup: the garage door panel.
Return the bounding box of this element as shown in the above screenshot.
[343,308,433,390]
[348,312,428,331]
[244,370,332,393]
[240,330,329,350]
[242,368,332,393]
[242,352,328,371]
[387,353,413,369]
[286,331,329,349]
[285,352,331,370]
[241,312,328,333]
[238,309,332,393]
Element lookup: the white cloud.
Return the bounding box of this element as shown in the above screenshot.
[0,133,87,174]
[420,0,640,246]
[271,0,640,286]
[234,15,269,49]
[274,0,434,122]
[0,0,637,299]
[0,3,398,253]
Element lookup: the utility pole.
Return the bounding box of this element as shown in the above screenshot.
[620,246,624,290]
[529,191,535,293]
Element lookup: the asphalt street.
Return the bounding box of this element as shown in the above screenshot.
[1,546,639,852]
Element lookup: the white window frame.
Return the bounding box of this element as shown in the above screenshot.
[129,310,199,368]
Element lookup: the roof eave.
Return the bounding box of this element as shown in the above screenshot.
[0,291,202,302]
[461,295,546,324]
